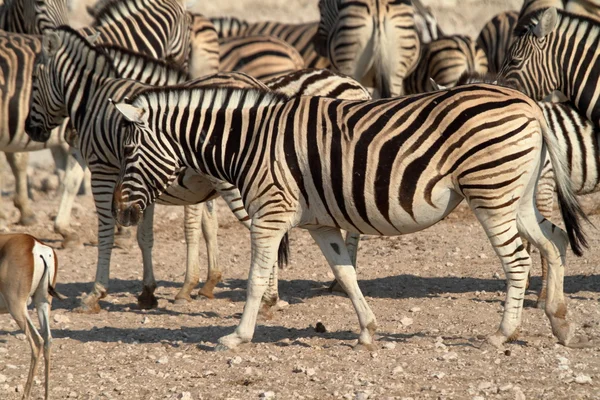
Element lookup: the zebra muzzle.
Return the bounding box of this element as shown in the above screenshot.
[24,119,51,142]
[112,186,142,226]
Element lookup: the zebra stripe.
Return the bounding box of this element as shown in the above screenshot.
[188,13,220,79]
[476,11,519,74]
[404,35,488,94]
[218,35,305,81]
[315,0,420,97]
[0,0,67,35]
[411,0,444,43]
[210,16,330,69]
[81,0,191,67]
[112,81,587,351]
[567,0,600,19]
[520,0,565,20]
[499,8,600,126]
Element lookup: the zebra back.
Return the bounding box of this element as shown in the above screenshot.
[219,35,305,81]
[81,0,191,67]
[98,44,191,86]
[566,0,600,20]
[189,13,220,79]
[265,68,371,100]
[210,16,250,38]
[404,35,488,94]
[315,0,420,97]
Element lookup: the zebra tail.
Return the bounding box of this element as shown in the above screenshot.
[277,233,290,269]
[539,114,590,256]
[39,254,68,300]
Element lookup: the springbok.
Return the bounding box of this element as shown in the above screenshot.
[0,233,65,400]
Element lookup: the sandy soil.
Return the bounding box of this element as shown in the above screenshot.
[1,1,599,399]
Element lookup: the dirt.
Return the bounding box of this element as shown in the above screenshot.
[1,1,600,399]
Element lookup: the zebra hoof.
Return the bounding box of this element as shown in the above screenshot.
[174,294,193,304]
[214,344,232,352]
[75,298,101,314]
[198,286,215,299]
[138,286,158,309]
[62,234,84,249]
[18,214,37,226]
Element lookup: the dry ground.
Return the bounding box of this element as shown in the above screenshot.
[1,0,600,399]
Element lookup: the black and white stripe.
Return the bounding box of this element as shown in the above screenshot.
[111,79,587,351]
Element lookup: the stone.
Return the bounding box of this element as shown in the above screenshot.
[228,356,242,366]
[513,386,525,400]
[409,307,421,313]
[477,381,493,391]
[392,366,404,375]
[400,317,413,327]
[315,322,327,333]
[354,392,370,400]
[53,314,70,324]
[306,368,316,377]
[432,372,445,379]
[575,374,592,384]
[382,342,396,350]
[259,391,275,399]
[0,375,6,384]
[157,356,168,364]
[178,393,193,400]
[478,253,488,259]
[499,383,513,392]
[442,352,458,361]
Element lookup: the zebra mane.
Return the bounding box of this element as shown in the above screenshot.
[131,86,289,115]
[48,26,119,76]
[98,44,190,79]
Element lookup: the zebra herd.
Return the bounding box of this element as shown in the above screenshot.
[0,0,598,376]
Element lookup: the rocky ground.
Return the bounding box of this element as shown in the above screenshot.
[1,0,599,399]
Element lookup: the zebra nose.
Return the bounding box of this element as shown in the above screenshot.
[25,120,50,142]
[112,186,142,226]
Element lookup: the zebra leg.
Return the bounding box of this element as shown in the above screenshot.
[175,204,203,303]
[259,264,279,320]
[6,152,36,226]
[198,200,222,299]
[54,150,86,248]
[310,228,377,350]
[216,225,288,351]
[533,162,555,309]
[328,231,360,293]
[77,181,117,313]
[137,203,158,309]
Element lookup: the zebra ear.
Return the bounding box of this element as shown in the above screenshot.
[113,102,147,124]
[42,32,61,59]
[429,78,446,91]
[533,7,558,39]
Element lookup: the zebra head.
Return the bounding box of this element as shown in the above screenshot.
[23,0,69,35]
[111,100,183,226]
[499,7,560,100]
[25,31,69,142]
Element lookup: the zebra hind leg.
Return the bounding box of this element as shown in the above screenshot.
[328,231,360,293]
[198,200,223,299]
[175,204,203,303]
[137,204,158,310]
[310,228,377,351]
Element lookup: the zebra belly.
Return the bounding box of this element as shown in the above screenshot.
[301,186,463,236]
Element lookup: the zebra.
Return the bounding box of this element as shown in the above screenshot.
[79,0,191,67]
[24,27,372,313]
[314,0,420,97]
[210,16,330,69]
[109,80,589,351]
[411,0,444,44]
[567,0,600,19]
[476,1,564,74]
[188,13,220,79]
[0,0,69,227]
[433,72,598,308]
[219,35,305,81]
[404,35,488,94]
[499,7,600,126]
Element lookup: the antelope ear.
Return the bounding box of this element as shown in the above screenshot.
[429,78,446,91]
[111,100,147,123]
[533,7,558,39]
[42,32,61,58]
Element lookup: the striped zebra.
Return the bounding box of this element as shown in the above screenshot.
[79,0,191,67]
[434,72,598,308]
[110,81,589,350]
[476,1,564,74]
[188,13,220,79]
[499,7,600,125]
[404,35,488,94]
[24,27,372,312]
[314,0,420,97]
[210,16,330,69]
[411,0,444,43]
[219,35,305,81]
[567,0,600,19]
[0,0,69,227]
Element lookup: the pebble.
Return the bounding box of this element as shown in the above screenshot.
[445,262,454,267]
[244,366,253,375]
[157,356,168,364]
[355,392,370,400]
[409,307,421,313]
[400,317,413,327]
[432,372,445,379]
[177,392,193,400]
[306,368,316,377]
[442,352,458,361]
[392,366,404,375]
[68,391,78,398]
[477,382,493,391]
[0,348,7,354]
[499,383,513,392]
[315,322,327,333]
[15,385,23,393]
[15,333,26,341]
[259,391,275,399]
[382,342,396,350]
[141,317,149,324]
[53,314,71,324]
[276,300,289,309]
[478,253,488,259]
[513,386,525,400]
[472,397,484,400]
[574,374,592,384]
[229,356,242,366]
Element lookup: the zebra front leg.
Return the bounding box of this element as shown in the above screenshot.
[216,225,288,351]
[54,150,86,248]
[175,204,203,303]
[137,203,158,309]
[310,228,377,350]
[198,200,222,299]
[328,231,360,293]
[77,185,117,313]
[6,152,36,226]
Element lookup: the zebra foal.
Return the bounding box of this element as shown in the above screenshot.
[110,82,589,350]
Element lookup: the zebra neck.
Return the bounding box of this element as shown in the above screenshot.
[0,1,25,32]
[67,71,114,130]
